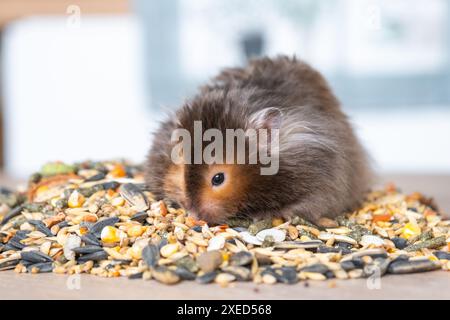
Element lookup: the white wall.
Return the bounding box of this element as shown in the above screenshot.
[2,16,159,178]
[348,107,450,173]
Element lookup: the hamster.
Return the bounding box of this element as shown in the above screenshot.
[145,56,373,224]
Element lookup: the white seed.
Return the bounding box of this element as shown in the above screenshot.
[360,234,385,247]
[215,273,236,285]
[239,231,263,245]
[207,235,225,251]
[256,229,286,243]
[262,274,277,284]
[63,235,81,261]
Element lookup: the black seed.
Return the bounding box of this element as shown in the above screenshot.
[192,226,202,232]
[21,251,53,263]
[392,237,408,250]
[130,211,148,223]
[12,231,29,240]
[142,244,159,268]
[196,271,218,284]
[80,221,95,230]
[56,221,70,229]
[8,238,26,250]
[388,258,441,274]
[0,205,24,226]
[128,272,144,280]
[300,263,329,274]
[85,172,106,182]
[72,245,104,254]
[340,260,356,271]
[101,181,120,190]
[317,245,351,255]
[351,249,388,260]
[363,258,390,278]
[174,267,197,281]
[274,267,298,284]
[89,217,120,237]
[28,220,53,237]
[77,250,108,263]
[21,260,34,267]
[433,251,450,260]
[0,258,20,271]
[81,233,101,246]
[3,244,19,251]
[27,262,53,273]
[230,251,253,266]
[351,257,366,268]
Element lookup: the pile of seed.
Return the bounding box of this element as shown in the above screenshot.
[0,161,449,286]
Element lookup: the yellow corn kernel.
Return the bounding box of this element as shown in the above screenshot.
[401,222,421,239]
[68,191,85,208]
[100,226,121,243]
[222,252,230,262]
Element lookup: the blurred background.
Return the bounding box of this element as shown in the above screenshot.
[1,0,450,181]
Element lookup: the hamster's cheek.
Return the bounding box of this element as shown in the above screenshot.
[163,164,187,207]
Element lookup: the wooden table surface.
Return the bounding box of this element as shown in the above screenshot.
[0,173,449,300]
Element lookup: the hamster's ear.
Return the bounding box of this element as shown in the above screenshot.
[248,107,282,130]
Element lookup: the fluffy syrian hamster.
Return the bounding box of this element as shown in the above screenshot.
[145,56,373,224]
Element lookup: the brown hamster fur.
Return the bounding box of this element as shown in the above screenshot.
[145,56,373,224]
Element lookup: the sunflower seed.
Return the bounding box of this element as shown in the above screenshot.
[0,258,20,271]
[72,245,104,254]
[388,258,441,274]
[81,233,102,246]
[196,271,218,284]
[130,211,148,223]
[77,250,108,263]
[89,217,120,237]
[0,205,24,226]
[142,244,159,268]
[230,251,253,267]
[433,251,450,260]
[27,262,53,273]
[21,251,53,263]
[119,183,149,211]
[174,267,197,280]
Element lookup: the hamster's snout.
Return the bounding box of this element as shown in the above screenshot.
[186,201,229,224]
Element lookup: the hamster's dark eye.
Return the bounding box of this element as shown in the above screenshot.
[211,173,225,186]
